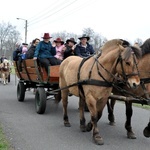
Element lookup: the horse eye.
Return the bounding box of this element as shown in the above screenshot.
[126,62,130,66]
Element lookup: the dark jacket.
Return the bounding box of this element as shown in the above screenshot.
[34,41,56,58]
[26,45,36,59]
[63,45,74,59]
[74,43,94,58]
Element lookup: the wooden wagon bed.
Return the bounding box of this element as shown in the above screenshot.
[13,59,59,84]
[13,59,60,114]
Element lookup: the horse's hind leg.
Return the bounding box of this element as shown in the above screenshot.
[79,97,86,132]
[107,99,116,125]
[62,89,71,127]
[143,121,150,138]
[125,101,136,139]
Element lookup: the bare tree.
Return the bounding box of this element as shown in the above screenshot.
[82,27,107,51]
[0,21,21,58]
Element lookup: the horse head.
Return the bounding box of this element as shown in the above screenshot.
[115,41,142,89]
[2,59,9,70]
[100,39,142,89]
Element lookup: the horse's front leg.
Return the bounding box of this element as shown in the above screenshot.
[107,99,116,125]
[79,97,86,132]
[86,97,105,145]
[62,89,71,127]
[125,101,136,139]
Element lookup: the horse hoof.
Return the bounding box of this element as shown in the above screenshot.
[127,132,136,139]
[64,122,71,127]
[93,136,104,145]
[109,121,115,126]
[143,127,150,138]
[86,122,93,132]
[80,125,87,132]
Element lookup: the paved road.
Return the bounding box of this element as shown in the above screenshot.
[0,75,149,150]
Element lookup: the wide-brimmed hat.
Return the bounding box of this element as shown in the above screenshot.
[42,33,52,39]
[54,38,64,45]
[66,38,77,44]
[78,34,90,41]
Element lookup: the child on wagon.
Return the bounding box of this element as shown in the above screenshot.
[53,37,65,62]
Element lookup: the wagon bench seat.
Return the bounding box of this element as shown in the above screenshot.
[13,59,59,84]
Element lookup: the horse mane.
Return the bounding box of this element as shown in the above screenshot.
[121,46,142,61]
[101,39,130,51]
[101,39,122,51]
[140,38,150,56]
[101,39,141,60]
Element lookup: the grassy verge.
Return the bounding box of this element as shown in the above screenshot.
[10,66,15,75]
[0,124,13,150]
[132,103,150,110]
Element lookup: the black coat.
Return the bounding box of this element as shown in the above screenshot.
[63,45,74,59]
[74,43,94,58]
[26,45,36,59]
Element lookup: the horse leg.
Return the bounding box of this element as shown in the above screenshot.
[107,99,116,125]
[2,73,6,85]
[62,89,71,127]
[91,113,104,145]
[86,97,106,145]
[79,97,86,132]
[125,101,136,139]
[143,120,150,138]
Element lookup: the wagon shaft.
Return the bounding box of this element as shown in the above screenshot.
[109,94,150,105]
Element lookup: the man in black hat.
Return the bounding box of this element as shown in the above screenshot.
[74,34,94,58]
[63,38,77,59]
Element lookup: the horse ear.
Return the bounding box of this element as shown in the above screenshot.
[118,44,125,51]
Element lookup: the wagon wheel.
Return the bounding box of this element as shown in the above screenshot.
[17,82,25,102]
[35,87,46,114]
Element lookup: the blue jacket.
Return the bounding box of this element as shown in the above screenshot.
[74,43,94,58]
[34,41,56,58]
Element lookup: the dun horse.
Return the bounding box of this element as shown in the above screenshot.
[59,39,142,145]
[0,59,10,85]
[107,38,150,139]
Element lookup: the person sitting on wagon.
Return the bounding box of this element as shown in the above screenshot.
[74,34,95,58]
[53,37,65,63]
[26,38,40,59]
[63,38,77,59]
[33,33,60,73]
[0,55,7,63]
[21,43,28,60]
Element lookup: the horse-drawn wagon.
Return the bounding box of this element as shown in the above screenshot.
[13,39,150,145]
[13,59,61,114]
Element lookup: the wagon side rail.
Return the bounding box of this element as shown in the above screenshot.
[13,60,60,84]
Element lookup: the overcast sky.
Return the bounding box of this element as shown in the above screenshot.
[0,0,150,43]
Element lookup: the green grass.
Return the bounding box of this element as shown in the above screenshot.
[10,66,15,75]
[0,124,13,150]
[132,103,150,110]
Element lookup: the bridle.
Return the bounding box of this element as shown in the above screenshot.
[118,49,139,82]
